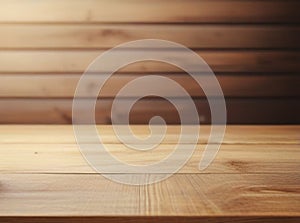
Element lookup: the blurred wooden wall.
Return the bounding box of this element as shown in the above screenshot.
[0,0,299,124]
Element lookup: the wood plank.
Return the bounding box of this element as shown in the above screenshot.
[0,0,299,23]
[0,51,298,73]
[0,125,299,221]
[0,98,299,124]
[0,74,298,98]
[0,173,299,218]
[0,125,299,145]
[0,24,299,49]
[139,173,300,216]
[2,216,300,223]
[0,144,299,174]
[0,173,140,216]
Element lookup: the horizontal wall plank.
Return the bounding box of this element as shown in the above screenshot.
[0,25,299,49]
[0,51,299,73]
[0,0,298,126]
[0,0,299,24]
[1,144,299,174]
[0,74,299,98]
[0,98,299,124]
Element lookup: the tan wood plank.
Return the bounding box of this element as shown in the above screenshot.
[0,24,299,49]
[0,51,298,73]
[1,216,299,223]
[0,74,298,98]
[139,173,300,216]
[0,99,299,124]
[0,173,140,216]
[0,0,299,23]
[0,125,299,145]
[0,125,299,221]
[0,173,299,218]
[0,144,299,174]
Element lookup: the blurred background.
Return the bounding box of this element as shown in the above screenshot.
[0,0,299,124]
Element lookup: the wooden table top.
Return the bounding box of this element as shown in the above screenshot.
[0,125,299,223]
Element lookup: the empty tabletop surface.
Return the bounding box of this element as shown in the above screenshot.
[0,125,299,223]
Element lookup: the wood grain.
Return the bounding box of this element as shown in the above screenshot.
[0,125,299,222]
[0,0,298,126]
[0,125,299,145]
[0,173,299,217]
[0,74,298,98]
[0,0,299,219]
[0,144,299,174]
[0,0,299,24]
[123,98,300,125]
[1,217,300,223]
[0,173,140,216]
[140,173,300,216]
[0,51,298,73]
[0,98,299,124]
[0,24,299,49]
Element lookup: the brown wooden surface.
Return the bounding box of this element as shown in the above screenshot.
[0,125,299,222]
[0,144,299,174]
[0,50,299,73]
[0,25,299,49]
[1,125,299,144]
[0,0,299,23]
[0,98,299,124]
[0,0,298,125]
[0,74,298,98]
